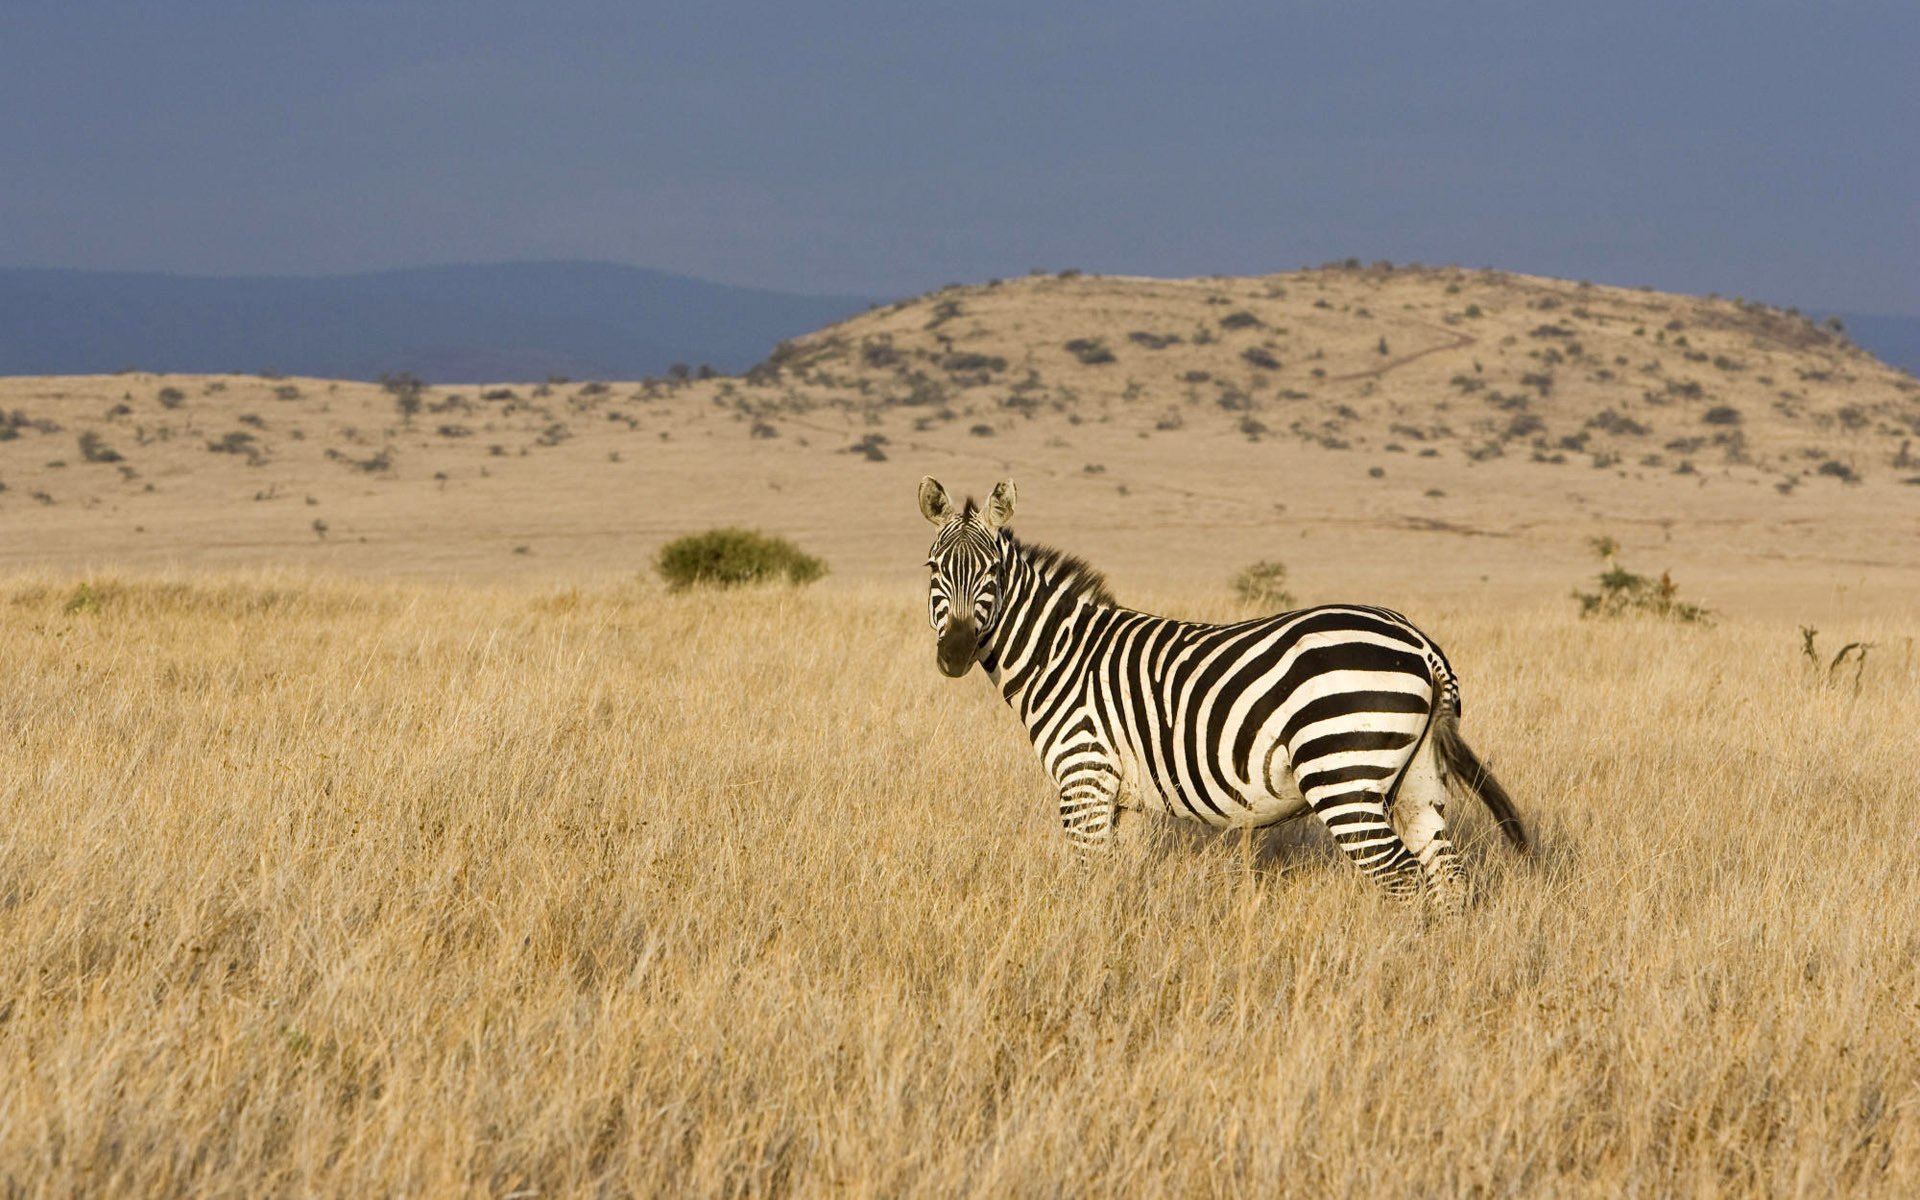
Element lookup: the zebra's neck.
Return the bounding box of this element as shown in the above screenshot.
[978,535,1117,717]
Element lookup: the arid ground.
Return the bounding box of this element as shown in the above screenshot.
[2,266,1917,1195]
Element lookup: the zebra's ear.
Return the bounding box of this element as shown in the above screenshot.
[983,479,1016,529]
[918,476,957,527]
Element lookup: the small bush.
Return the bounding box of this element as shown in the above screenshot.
[1064,338,1115,365]
[1128,331,1181,349]
[1587,410,1648,437]
[208,431,266,465]
[941,352,1007,374]
[78,431,123,463]
[1231,561,1294,609]
[1241,347,1280,370]
[1702,406,1741,425]
[655,529,827,591]
[1219,311,1263,330]
[1573,537,1711,623]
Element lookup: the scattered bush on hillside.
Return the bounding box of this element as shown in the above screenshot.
[1231,560,1294,609]
[78,432,123,463]
[1064,338,1115,366]
[208,431,266,466]
[655,529,827,591]
[158,386,186,409]
[1587,410,1648,437]
[1573,536,1711,623]
[1219,311,1263,330]
[941,352,1006,374]
[380,372,425,424]
[847,433,889,462]
[1702,406,1741,425]
[1128,331,1181,349]
[1241,347,1280,370]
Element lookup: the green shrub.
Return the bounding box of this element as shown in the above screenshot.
[1231,560,1294,609]
[655,529,827,591]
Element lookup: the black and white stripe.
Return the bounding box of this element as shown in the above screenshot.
[919,477,1528,907]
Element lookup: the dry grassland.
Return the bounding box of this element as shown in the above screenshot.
[4,573,1918,1196]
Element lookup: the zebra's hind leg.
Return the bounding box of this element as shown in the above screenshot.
[1392,730,1469,912]
[1309,787,1425,901]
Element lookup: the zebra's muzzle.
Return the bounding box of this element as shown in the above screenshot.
[936,620,977,677]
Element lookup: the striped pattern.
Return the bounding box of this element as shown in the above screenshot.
[920,477,1527,908]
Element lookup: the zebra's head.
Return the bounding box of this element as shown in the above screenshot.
[918,476,1016,677]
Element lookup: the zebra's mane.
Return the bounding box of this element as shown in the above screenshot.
[1008,533,1119,608]
[954,497,1119,608]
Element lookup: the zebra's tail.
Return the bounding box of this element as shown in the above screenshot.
[1433,709,1530,854]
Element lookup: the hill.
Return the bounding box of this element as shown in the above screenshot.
[2,264,1916,616]
[0,262,879,382]
[759,264,1916,481]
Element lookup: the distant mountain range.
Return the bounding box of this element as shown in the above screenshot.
[0,261,1911,384]
[0,262,883,383]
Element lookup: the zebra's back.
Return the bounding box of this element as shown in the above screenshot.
[1091,603,1453,828]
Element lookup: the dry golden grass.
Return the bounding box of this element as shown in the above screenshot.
[4,572,1917,1196]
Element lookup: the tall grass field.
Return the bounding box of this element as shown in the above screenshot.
[2,575,1916,1195]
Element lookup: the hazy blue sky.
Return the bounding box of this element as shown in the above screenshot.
[2,2,1914,312]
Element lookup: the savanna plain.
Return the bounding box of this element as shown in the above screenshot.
[4,266,1919,1196]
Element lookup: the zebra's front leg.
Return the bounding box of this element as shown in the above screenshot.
[1056,775,1120,862]
[1310,787,1424,901]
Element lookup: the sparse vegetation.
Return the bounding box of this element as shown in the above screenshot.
[1573,536,1711,623]
[1799,626,1875,694]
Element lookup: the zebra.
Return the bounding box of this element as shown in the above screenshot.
[918,476,1528,908]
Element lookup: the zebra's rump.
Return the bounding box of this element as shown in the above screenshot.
[1103,605,1448,827]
